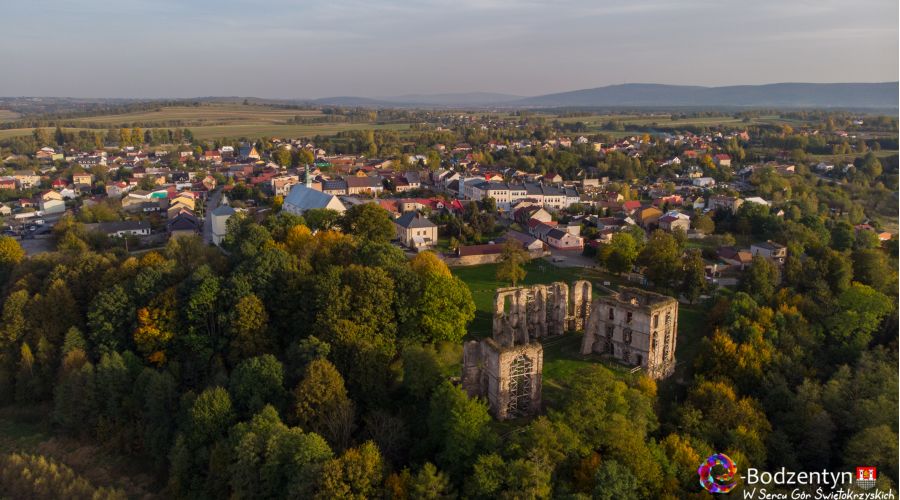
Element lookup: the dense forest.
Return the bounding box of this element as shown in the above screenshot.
[0,184,896,497]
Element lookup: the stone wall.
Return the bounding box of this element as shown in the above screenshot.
[492,280,591,345]
[580,287,678,379]
[462,338,543,420]
[443,249,548,267]
[462,280,592,420]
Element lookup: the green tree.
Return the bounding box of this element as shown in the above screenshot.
[428,381,496,478]
[851,248,896,294]
[599,231,638,275]
[639,230,683,290]
[0,236,25,285]
[53,358,96,435]
[229,406,333,499]
[294,358,355,450]
[86,285,134,356]
[273,148,292,167]
[339,203,394,244]
[681,248,706,304]
[691,214,716,234]
[408,462,454,499]
[317,441,384,499]
[825,283,893,361]
[593,459,638,500]
[740,255,780,303]
[229,354,286,418]
[228,293,271,364]
[413,266,475,344]
[304,208,341,231]
[496,239,528,286]
[402,345,444,401]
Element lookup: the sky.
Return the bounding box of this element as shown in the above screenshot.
[1,0,897,98]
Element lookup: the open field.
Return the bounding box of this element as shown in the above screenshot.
[0,127,98,140]
[0,122,413,141]
[550,112,818,134]
[69,104,324,126]
[188,121,411,140]
[0,109,20,122]
[0,104,415,140]
[452,261,616,338]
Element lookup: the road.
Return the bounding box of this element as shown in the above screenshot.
[202,188,222,245]
[542,247,598,268]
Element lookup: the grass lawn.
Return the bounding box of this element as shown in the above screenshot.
[453,259,712,414]
[656,303,708,421]
[540,333,634,409]
[452,260,616,338]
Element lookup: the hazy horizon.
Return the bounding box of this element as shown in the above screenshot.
[2,0,897,99]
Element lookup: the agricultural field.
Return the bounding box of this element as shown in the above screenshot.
[548,112,817,134]
[0,127,96,140]
[69,104,323,126]
[0,109,20,122]
[0,103,416,141]
[187,121,411,140]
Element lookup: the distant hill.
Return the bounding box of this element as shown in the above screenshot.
[512,82,899,109]
[312,92,522,107]
[380,92,523,106]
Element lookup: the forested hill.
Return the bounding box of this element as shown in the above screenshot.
[512,82,899,109]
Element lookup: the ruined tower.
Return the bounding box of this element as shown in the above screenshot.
[580,287,678,379]
[462,280,592,420]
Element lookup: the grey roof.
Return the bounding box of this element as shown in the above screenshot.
[753,241,785,251]
[322,179,348,191]
[211,204,236,217]
[167,212,200,231]
[284,184,340,211]
[547,228,569,239]
[395,211,437,229]
[541,184,564,196]
[346,176,381,188]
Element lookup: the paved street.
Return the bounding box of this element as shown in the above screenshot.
[542,247,598,268]
[202,188,222,245]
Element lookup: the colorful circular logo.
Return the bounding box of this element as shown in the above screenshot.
[698,453,738,493]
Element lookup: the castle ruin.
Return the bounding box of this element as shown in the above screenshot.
[463,282,679,420]
[581,287,679,379]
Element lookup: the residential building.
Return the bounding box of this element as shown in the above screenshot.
[86,220,151,238]
[39,190,65,214]
[750,241,787,263]
[658,212,690,233]
[394,211,438,250]
[167,211,201,237]
[707,195,744,213]
[545,227,584,250]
